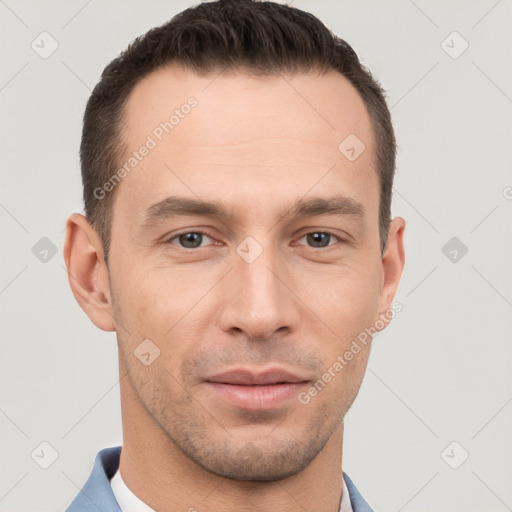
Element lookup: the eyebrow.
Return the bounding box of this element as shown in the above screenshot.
[139,194,365,228]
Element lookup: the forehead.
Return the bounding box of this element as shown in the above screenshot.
[114,64,378,224]
[122,63,374,154]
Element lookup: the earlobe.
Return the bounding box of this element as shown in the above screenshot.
[375,217,406,331]
[63,213,116,332]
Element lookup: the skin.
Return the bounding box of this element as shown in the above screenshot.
[64,64,405,512]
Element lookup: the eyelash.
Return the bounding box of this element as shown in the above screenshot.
[165,230,348,249]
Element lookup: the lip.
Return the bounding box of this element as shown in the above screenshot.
[205,368,307,386]
[203,367,310,410]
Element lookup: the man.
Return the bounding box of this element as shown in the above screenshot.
[64,0,405,510]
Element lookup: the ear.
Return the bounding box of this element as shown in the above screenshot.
[63,213,116,332]
[375,216,406,331]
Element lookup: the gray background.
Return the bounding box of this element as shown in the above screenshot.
[1,0,511,511]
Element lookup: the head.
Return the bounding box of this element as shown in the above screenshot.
[65,0,405,482]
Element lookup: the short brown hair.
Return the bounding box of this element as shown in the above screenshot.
[80,0,396,263]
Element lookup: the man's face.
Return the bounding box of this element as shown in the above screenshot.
[104,64,397,480]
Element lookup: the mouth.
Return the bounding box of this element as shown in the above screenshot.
[203,367,310,410]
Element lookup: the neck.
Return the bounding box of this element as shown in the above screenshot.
[118,368,345,512]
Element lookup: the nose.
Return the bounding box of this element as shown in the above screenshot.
[218,241,300,341]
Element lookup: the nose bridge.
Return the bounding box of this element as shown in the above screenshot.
[220,236,297,339]
[241,245,281,308]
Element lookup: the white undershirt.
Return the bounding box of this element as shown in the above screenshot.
[110,467,353,512]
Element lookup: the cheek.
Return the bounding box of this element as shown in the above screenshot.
[112,261,191,332]
[295,259,381,340]
[112,265,215,374]
[333,281,380,336]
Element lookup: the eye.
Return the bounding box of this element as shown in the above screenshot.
[164,230,347,250]
[296,231,343,248]
[166,231,216,249]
